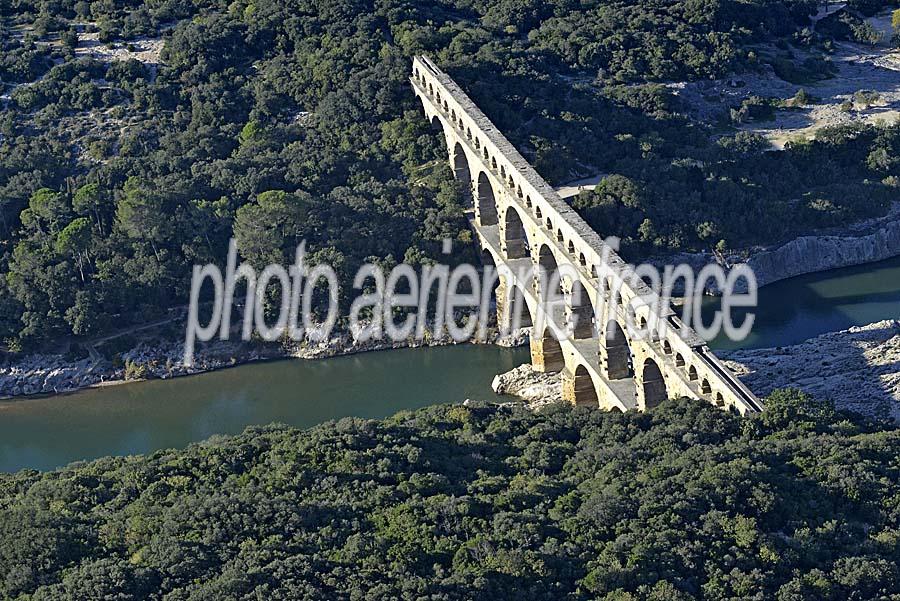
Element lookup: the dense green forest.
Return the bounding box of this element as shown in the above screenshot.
[1,0,899,349]
[0,391,897,599]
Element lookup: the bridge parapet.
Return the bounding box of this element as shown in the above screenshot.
[411,56,762,415]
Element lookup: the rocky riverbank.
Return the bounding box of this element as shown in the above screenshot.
[723,320,900,420]
[491,364,563,409]
[0,328,530,399]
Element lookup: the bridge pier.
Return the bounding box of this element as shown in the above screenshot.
[530,330,565,373]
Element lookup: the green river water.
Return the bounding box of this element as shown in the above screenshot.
[2,255,899,472]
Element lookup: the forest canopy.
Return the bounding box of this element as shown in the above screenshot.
[1,0,898,349]
[0,391,898,599]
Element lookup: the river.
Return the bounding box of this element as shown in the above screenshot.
[2,255,900,473]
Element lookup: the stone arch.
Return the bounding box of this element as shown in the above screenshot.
[579,253,587,267]
[501,205,529,260]
[675,353,686,367]
[545,217,553,230]
[428,82,434,95]
[531,327,564,373]
[556,229,564,242]
[491,157,498,171]
[567,240,576,254]
[537,244,562,296]
[476,172,498,226]
[715,392,725,406]
[601,320,632,380]
[567,280,594,339]
[663,340,673,355]
[516,185,523,199]
[451,142,471,187]
[500,165,506,180]
[640,358,668,410]
[569,365,599,407]
[701,378,712,394]
[689,365,699,381]
[535,206,542,219]
[483,147,489,160]
[525,195,532,208]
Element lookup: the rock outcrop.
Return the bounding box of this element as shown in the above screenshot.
[492,364,563,408]
[724,320,900,420]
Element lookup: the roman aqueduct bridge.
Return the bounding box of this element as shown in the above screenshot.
[411,56,761,415]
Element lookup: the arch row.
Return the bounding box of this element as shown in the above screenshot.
[417,74,607,287]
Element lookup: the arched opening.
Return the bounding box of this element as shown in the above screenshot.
[663,340,673,355]
[641,358,668,410]
[537,245,562,297]
[567,240,576,254]
[545,218,553,230]
[476,172,498,226]
[570,365,598,408]
[567,280,594,339]
[451,142,471,188]
[601,321,632,380]
[689,366,699,381]
[535,207,542,219]
[556,229,564,242]
[675,353,685,367]
[429,115,442,132]
[579,253,587,267]
[701,378,712,394]
[491,157,498,171]
[502,207,529,260]
[516,185,523,199]
[526,196,532,208]
[715,392,725,406]
[531,327,564,372]
[504,281,533,330]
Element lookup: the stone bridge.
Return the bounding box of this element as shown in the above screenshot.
[411,56,761,415]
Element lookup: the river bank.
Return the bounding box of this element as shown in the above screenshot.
[657,202,900,293]
[0,328,529,400]
[723,319,900,421]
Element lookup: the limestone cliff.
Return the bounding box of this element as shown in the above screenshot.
[743,207,900,287]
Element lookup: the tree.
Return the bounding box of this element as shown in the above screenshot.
[55,217,92,282]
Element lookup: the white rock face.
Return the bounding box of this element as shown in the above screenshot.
[744,215,900,288]
[492,364,563,408]
[724,320,900,420]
